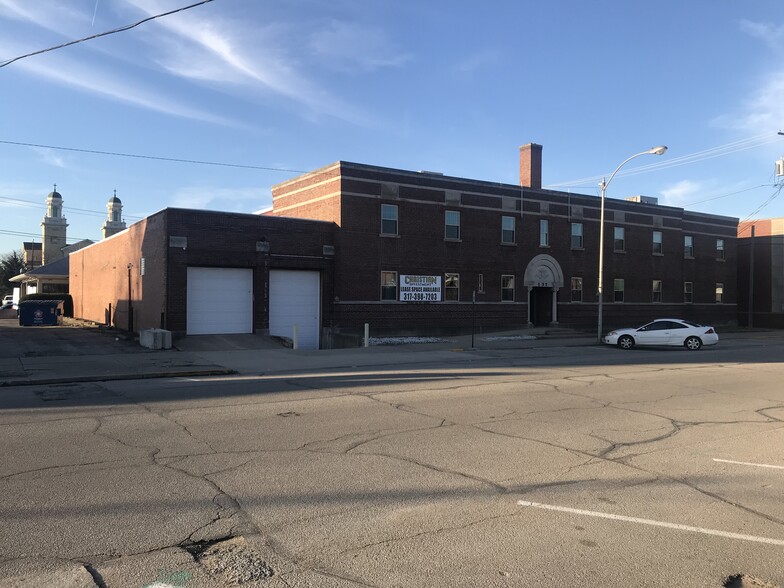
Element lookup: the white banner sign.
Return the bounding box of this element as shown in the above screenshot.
[399,275,441,302]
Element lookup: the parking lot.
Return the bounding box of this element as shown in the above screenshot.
[0,323,783,586]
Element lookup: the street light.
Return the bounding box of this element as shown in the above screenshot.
[597,145,667,343]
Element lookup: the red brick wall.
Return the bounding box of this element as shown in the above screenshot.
[271,163,342,225]
[270,163,739,332]
[70,216,160,331]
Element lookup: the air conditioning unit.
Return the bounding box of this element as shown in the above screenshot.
[776,158,784,177]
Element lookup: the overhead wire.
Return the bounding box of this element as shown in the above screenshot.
[0,195,143,221]
[0,140,307,174]
[546,133,782,188]
[0,0,217,69]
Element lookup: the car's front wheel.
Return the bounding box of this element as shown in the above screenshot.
[684,336,702,351]
[618,335,635,350]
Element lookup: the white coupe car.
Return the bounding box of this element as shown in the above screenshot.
[603,318,719,350]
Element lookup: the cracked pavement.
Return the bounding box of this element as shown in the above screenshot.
[1,335,784,586]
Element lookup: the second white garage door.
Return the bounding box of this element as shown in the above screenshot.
[269,270,320,349]
[187,267,253,335]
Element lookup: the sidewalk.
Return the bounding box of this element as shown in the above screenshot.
[1,325,774,387]
[0,326,594,387]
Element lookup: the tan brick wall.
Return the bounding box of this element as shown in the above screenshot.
[70,214,166,332]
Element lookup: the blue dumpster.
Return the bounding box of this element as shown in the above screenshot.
[18,300,64,326]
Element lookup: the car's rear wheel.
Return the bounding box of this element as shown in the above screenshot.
[618,335,635,350]
[684,336,702,350]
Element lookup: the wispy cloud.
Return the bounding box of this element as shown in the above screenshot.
[661,179,704,207]
[19,54,239,126]
[712,71,784,134]
[170,186,270,212]
[740,19,784,50]
[309,20,411,73]
[1,0,377,126]
[130,1,376,124]
[452,48,500,74]
[31,147,67,168]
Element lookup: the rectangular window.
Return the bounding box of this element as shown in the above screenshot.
[571,277,583,302]
[501,215,515,244]
[501,275,515,301]
[571,222,583,249]
[652,231,663,254]
[684,235,694,258]
[478,273,484,293]
[540,219,550,247]
[445,273,459,301]
[613,227,625,252]
[716,238,725,260]
[613,278,624,303]
[684,281,693,303]
[445,210,460,240]
[652,279,662,303]
[381,204,398,235]
[381,271,397,301]
[716,283,724,304]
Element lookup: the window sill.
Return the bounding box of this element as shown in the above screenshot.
[500,242,517,247]
[380,233,400,238]
[444,238,462,243]
[684,256,694,260]
[571,247,584,251]
[539,244,550,248]
[613,250,626,254]
[716,258,726,262]
[652,252,664,257]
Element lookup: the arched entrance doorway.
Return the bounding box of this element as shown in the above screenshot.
[523,254,564,327]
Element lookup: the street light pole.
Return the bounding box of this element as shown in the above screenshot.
[597,146,667,343]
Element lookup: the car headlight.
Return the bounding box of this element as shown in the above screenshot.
[607,331,617,337]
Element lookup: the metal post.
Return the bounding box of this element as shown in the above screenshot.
[748,224,755,328]
[364,323,369,348]
[127,263,133,333]
[597,179,606,343]
[471,290,476,349]
[292,324,298,350]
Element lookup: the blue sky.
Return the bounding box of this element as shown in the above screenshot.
[1,0,783,254]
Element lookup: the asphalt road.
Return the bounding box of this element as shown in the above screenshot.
[1,334,783,587]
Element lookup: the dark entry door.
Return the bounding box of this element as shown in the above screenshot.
[530,287,552,326]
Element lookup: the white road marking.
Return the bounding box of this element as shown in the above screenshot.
[517,500,784,547]
[713,458,784,471]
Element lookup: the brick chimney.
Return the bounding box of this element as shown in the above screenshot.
[519,143,542,190]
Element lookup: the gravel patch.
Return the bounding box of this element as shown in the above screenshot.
[193,537,274,585]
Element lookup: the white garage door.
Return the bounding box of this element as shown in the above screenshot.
[269,270,320,349]
[187,267,253,335]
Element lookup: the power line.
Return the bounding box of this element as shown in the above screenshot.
[0,195,143,221]
[737,183,784,236]
[546,133,782,189]
[0,140,307,174]
[0,0,217,69]
[0,228,94,243]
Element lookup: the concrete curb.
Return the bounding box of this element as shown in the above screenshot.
[0,368,238,387]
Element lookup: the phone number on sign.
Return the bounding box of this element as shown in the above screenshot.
[401,292,439,302]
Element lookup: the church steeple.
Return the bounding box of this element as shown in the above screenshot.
[102,190,127,238]
[41,184,68,264]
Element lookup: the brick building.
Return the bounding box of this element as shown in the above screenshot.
[737,218,784,328]
[70,146,738,347]
[70,208,336,346]
[271,144,738,336]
